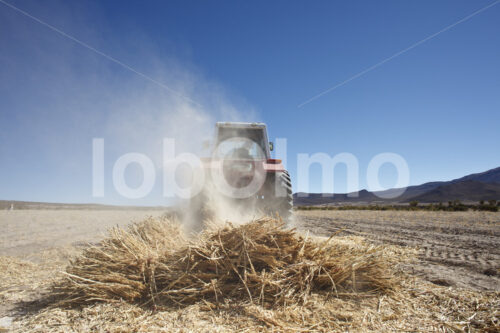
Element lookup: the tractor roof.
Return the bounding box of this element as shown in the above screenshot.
[216,122,267,129]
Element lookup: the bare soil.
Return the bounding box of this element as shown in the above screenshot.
[0,210,166,322]
[0,210,165,257]
[0,209,499,331]
[295,210,500,291]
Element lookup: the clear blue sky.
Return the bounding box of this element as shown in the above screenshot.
[1,0,499,205]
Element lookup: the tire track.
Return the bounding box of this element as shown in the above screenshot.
[296,210,500,291]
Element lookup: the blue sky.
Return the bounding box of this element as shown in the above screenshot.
[0,0,499,205]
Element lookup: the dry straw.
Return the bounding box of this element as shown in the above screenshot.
[55,216,397,308]
[7,216,499,331]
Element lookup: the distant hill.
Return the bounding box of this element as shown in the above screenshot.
[450,166,500,184]
[4,167,500,208]
[409,181,500,203]
[294,166,500,206]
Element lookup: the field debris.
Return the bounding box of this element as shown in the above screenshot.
[4,215,499,332]
[56,216,185,305]
[55,216,397,307]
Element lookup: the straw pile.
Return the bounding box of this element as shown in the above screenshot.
[56,216,185,305]
[6,216,499,332]
[55,216,397,307]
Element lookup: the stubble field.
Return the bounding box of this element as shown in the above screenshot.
[295,210,500,291]
[0,209,498,331]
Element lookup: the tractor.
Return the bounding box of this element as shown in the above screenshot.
[189,122,292,227]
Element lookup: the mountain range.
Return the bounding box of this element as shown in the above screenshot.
[293,166,500,206]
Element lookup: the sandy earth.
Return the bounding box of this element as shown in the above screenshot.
[0,210,165,258]
[0,209,499,331]
[0,210,166,321]
[295,210,500,291]
[2,209,498,291]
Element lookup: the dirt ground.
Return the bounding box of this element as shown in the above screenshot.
[295,210,500,291]
[0,210,166,319]
[0,210,165,258]
[0,209,499,331]
[2,210,499,291]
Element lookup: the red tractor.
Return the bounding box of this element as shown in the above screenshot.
[189,122,292,226]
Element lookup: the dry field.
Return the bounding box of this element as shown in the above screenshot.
[0,209,499,332]
[0,210,165,258]
[295,210,500,291]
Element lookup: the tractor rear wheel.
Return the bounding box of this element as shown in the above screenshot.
[272,171,293,220]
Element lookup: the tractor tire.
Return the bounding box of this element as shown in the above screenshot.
[275,170,293,220]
